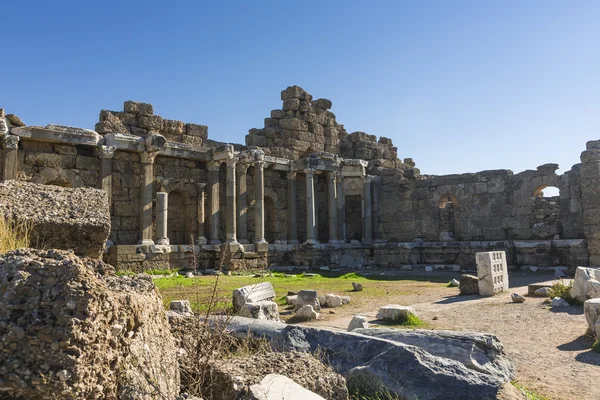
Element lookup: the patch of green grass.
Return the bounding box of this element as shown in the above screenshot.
[144,268,176,275]
[116,270,137,277]
[511,381,548,400]
[592,340,600,353]
[378,313,429,329]
[548,280,581,305]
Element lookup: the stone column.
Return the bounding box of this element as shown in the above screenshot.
[155,192,169,245]
[139,152,157,245]
[305,168,318,244]
[1,135,19,181]
[225,158,238,244]
[328,171,338,243]
[208,161,221,244]
[254,160,267,244]
[287,170,298,244]
[372,176,381,242]
[196,183,207,245]
[237,163,249,243]
[362,175,373,245]
[336,172,345,242]
[98,145,116,209]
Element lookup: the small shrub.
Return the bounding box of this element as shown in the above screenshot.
[0,216,31,254]
[592,340,600,353]
[511,381,548,400]
[548,280,581,305]
[380,313,428,329]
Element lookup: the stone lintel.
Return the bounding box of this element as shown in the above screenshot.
[12,126,101,146]
[211,144,234,161]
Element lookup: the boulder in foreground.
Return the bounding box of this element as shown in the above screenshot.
[0,181,110,258]
[0,249,179,399]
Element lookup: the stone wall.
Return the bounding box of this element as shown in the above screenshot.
[377,164,583,243]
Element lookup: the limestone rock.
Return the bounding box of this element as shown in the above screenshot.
[0,181,110,259]
[511,293,526,303]
[238,300,281,322]
[323,294,343,308]
[584,298,600,336]
[459,274,480,295]
[341,296,351,305]
[534,287,552,297]
[296,305,319,321]
[5,114,25,127]
[0,249,179,399]
[170,300,193,315]
[295,290,320,311]
[233,282,277,309]
[225,317,515,400]
[551,297,569,307]
[194,351,347,400]
[571,266,600,302]
[286,295,298,306]
[348,315,369,332]
[376,305,417,322]
[450,278,460,287]
[0,118,8,134]
[248,374,325,400]
[352,282,363,291]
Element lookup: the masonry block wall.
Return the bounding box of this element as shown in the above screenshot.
[0,86,596,270]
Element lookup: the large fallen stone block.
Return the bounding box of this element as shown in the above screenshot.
[571,266,600,302]
[0,249,179,399]
[459,274,479,295]
[233,281,276,310]
[584,298,600,337]
[249,374,325,400]
[296,290,320,311]
[224,317,515,400]
[376,305,417,322]
[194,351,347,400]
[239,300,281,321]
[476,251,509,297]
[0,181,110,258]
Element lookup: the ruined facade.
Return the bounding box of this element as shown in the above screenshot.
[0,86,596,271]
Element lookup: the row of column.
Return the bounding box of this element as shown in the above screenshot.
[98,147,372,246]
[130,153,266,247]
[297,169,374,245]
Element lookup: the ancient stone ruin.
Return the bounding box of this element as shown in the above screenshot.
[0,86,596,272]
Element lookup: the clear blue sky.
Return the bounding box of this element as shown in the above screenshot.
[3,1,599,176]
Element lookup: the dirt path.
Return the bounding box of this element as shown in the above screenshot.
[308,273,600,400]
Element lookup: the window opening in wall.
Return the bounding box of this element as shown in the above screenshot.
[531,185,562,239]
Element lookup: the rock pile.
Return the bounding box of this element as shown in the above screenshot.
[0,181,111,259]
[0,249,179,399]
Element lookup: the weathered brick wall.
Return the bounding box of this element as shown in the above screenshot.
[378,164,584,242]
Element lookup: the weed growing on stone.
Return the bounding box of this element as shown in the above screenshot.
[592,340,600,353]
[548,280,581,305]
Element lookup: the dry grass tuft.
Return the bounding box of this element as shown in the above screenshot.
[0,216,31,254]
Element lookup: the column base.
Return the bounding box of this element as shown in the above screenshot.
[157,238,170,246]
[254,239,268,245]
[328,239,343,245]
[361,239,374,245]
[226,239,239,244]
[209,239,221,245]
[304,239,320,245]
[238,239,249,244]
[196,236,208,245]
[287,239,299,245]
[138,239,155,246]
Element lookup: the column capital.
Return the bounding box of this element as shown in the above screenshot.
[1,135,19,149]
[237,162,249,174]
[226,157,237,168]
[364,174,375,183]
[327,171,337,181]
[140,151,159,164]
[304,168,316,176]
[207,160,221,172]
[98,145,116,159]
[255,159,265,169]
[196,182,206,191]
[288,170,297,179]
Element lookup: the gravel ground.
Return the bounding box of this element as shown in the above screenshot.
[308,271,600,400]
